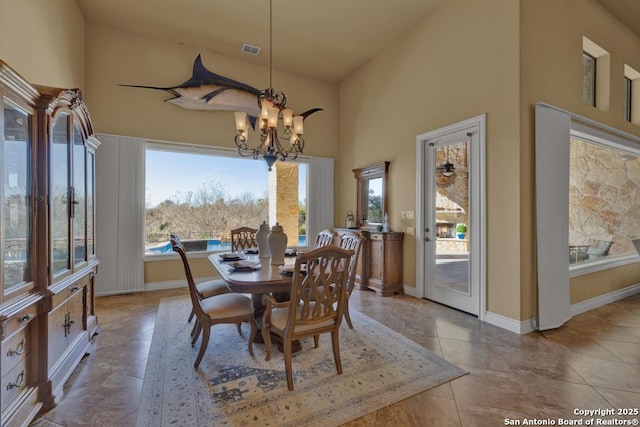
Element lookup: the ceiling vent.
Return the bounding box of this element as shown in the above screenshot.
[241,44,261,55]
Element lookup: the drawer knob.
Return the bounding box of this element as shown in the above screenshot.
[71,286,81,292]
[6,370,25,390]
[18,313,33,323]
[6,338,26,357]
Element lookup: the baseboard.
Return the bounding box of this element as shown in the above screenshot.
[403,284,416,297]
[487,283,640,334]
[485,311,536,334]
[95,277,223,296]
[570,282,640,316]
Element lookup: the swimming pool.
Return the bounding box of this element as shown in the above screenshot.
[146,236,307,254]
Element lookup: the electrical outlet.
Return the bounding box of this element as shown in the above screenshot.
[406,227,415,235]
[406,210,414,219]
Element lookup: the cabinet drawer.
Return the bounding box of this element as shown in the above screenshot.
[369,233,383,241]
[3,308,36,338]
[1,327,30,375]
[1,354,29,412]
[51,277,87,309]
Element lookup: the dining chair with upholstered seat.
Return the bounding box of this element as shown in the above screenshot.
[170,233,231,328]
[261,245,353,390]
[336,231,364,329]
[313,228,337,248]
[170,235,257,368]
[230,226,258,252]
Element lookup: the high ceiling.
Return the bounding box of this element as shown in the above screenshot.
[75,0,640,84]
[75,0,445,84]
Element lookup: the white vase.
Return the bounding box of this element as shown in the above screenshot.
[268,222,287,265]
[256,221,271,259]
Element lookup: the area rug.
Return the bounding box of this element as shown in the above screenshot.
[136,296,467,427]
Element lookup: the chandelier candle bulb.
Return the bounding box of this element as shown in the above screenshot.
[282,108,293,127]
[260,100,272,119]
[267,106,279,128]
[293,116,304,135]
[234,111,248,133]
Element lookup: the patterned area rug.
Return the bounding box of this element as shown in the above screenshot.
[136,296,467,427]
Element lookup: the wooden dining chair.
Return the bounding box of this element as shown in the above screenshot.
[231,226,258,252]
[313,228,337,248]
[170,235,257,368]
[170,233,231,330]
[336,231,364,329]
[261,245,353,390]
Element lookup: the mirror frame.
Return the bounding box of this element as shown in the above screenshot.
[352,161,389,230]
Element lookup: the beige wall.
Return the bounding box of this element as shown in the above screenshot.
[520,0,640,316]
[338,0,522,319]
[84,24,339,156]
[145,257,220,284]
[0,0,85,89]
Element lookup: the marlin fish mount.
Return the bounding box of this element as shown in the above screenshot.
[119,54,322,126]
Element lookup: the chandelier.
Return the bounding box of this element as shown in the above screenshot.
[233,0,305,171]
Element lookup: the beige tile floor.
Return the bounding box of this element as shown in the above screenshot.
[31,288,640,427]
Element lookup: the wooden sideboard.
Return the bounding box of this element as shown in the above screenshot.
[337,229,403,296]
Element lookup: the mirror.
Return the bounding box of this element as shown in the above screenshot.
[352,161,389,229]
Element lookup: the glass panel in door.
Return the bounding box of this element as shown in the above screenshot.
[3,99,32,292]
[51,114,70,275]
[72,125,86,266]
[87,151,94,257]
[434,140,470,294]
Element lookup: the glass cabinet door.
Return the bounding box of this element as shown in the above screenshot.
[72,125,86,266]
[87,151,95,258]
[50,114,71,276]
[2,98,33,296]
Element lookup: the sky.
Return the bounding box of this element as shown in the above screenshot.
[145,149,307,207]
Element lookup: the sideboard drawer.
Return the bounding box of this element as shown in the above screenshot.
[1,327,30,375]
[3,308,36,338]
[1,354,29,412]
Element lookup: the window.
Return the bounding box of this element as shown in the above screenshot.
[624,64,640,125]
[582,52,596,106]
[582,37,610,111]
[624,76,632,122]
[144,145,308,253]
[569,133,640,264]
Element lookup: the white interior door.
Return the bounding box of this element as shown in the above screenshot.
[416,115,486,318]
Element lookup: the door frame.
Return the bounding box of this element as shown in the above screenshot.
[415,114,487,321]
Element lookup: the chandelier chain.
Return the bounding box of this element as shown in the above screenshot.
[269,0,273,90]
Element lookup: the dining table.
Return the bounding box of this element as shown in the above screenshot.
[208,252,302,352]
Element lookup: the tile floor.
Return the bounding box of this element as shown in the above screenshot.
[31,288,640,427]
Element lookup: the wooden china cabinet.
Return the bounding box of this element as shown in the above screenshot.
[0,61,99,426]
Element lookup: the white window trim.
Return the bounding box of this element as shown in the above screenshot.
[535,103,640,330]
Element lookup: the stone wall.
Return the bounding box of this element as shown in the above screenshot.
[436,141,469,231]
[269,162,300,244]
[569,138,640,256]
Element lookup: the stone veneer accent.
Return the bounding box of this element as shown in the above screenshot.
[269,162,299,243]
[569,137,640,255]
[436,142,469,231]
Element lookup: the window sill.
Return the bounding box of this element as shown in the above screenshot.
[569,254,639,278]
